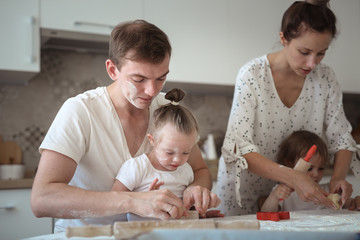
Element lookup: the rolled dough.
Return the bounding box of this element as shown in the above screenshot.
[327,193,341,210]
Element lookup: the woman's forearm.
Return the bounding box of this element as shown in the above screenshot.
[331,150,352,181]
[244,152,295,187]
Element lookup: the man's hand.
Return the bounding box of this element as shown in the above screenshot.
[129,189,187,220]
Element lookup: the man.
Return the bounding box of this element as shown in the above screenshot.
[31,20,216,232]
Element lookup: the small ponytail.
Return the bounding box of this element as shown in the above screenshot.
[152,88,198,135]
[165,88,185,106]
[305,0,330,7]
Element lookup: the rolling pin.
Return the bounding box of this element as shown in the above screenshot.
[293,144,317,172]
[66,218,260,239]
[279,145,317,201]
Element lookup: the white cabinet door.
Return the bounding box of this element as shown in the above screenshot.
[144,0,233,86]
[147,0,360,91]
[0,0,40,84]
[40,0,144,35]
[227,0,293,83]
[0,189,52,240]
[321,0,360,94]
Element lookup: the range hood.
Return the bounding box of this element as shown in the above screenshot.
[41,28,109,54]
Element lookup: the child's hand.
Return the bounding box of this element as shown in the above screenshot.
[347,196,360,211]
[274,183,293,201]
[148,178,164,191]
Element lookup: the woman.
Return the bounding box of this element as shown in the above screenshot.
[217,0,359,215]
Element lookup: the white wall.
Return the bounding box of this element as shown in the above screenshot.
[152,0,360,92]
[322,0,360,94]
[231,0,360,94]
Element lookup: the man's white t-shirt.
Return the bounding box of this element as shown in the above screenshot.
[39,87,168,232]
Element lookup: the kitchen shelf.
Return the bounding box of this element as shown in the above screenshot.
[0,178,33,189]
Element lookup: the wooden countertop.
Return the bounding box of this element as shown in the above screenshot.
[0,178,34,189]
[23,209,360,240]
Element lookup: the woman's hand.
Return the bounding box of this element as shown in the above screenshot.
[182,185,221,217]
[329,178,353,207]
[291,171,336,209]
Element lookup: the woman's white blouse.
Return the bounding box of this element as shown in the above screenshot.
[216,55,359,215]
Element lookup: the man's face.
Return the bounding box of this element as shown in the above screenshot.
[115,55,170,109]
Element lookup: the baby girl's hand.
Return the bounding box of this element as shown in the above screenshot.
[355,196,360,210]
[148,178,165,191]
[274,183,294,201]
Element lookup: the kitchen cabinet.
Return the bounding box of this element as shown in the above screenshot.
[144,0,234,86]
[3,0,358,90]
[0,0,40,84]
[143,0,296,86]
[40,0,143,36]
[0,189,52,240]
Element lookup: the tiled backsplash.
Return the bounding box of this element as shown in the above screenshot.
[0,50,359,175]
[0,50,232,174]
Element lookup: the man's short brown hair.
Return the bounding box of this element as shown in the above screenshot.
[109,19,172,70]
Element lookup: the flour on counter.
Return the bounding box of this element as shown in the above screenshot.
[260,209,360,232]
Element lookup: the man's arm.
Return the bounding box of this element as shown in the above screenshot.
[183,145,221,216]
[31,149,185,220]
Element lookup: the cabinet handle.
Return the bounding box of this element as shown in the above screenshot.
[74,21,114,30]
[0,205,15,211]
[30,16,36,63]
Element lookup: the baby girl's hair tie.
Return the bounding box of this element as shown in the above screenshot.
[171,101,179,106]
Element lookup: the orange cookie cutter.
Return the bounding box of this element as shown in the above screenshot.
[256,211,290,221]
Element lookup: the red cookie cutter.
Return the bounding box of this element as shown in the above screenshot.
[256,211,290,221]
